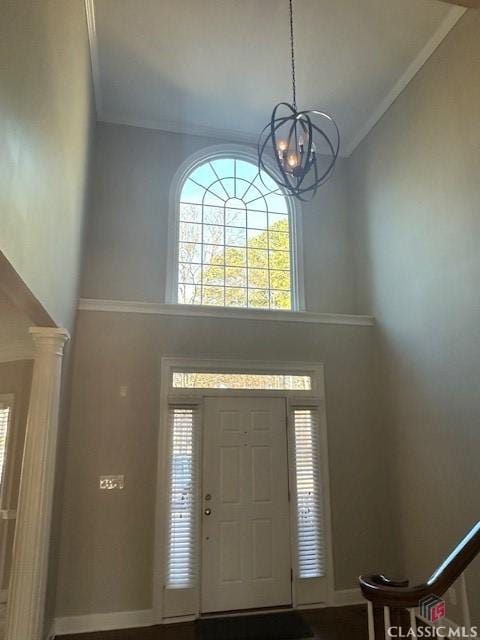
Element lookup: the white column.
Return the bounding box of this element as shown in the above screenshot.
[409,608,418,638]
[384,606,392,639]
[6,328,69,640]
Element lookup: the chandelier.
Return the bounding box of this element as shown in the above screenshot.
[258,0,340,201]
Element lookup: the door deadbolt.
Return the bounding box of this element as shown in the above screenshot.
[205,493,212,501]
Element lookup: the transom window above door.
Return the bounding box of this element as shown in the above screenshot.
[172,153,302,311]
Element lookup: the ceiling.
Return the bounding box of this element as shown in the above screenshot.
[88,0,465,156]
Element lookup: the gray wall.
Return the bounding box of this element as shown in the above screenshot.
[56,9,480,622]
[0,0,93,330]
[55,309,396,616]
[349,10,480,624]
[81,123,355,314]
[56,121,396,616]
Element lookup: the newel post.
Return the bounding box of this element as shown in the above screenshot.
[6,327,70,640]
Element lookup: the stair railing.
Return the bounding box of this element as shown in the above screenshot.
[359,521,480,639]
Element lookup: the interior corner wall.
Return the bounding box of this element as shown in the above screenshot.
[0,0,93,331]
[347,10,480,624]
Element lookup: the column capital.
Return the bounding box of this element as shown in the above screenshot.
[29,327,70,356]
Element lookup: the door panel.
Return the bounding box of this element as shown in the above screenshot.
[201,397,291,613]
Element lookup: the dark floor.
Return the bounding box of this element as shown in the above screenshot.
[57,605,374,640]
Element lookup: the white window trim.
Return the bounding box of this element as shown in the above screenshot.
[165,144,305,311]
[0,394,15,509]
[0,393,15,598]
[153,357,334,623]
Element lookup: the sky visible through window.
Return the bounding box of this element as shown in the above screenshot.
[177,157,293,310]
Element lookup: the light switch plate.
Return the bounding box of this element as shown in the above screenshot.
[99,475,125,490]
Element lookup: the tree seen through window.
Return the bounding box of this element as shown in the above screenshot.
[177,157,294,310]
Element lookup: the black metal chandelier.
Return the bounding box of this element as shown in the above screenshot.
[258,0,340,201]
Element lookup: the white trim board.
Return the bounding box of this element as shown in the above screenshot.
[78,298,375,327]
[52,594,364,635]
[53,609,154,636]
[84,0,103,117]
[98,113,260,146]
[84,2,465,156]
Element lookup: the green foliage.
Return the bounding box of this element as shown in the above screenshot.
[202,219,291,309]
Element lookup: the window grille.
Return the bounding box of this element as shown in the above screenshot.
[177,157,295,310]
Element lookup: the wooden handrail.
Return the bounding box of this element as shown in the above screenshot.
[359,521,480,608]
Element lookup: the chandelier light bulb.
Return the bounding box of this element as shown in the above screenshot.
[287,153,299,167]
[277,139,288,152]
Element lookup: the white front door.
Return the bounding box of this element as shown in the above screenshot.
[201,396,291,613]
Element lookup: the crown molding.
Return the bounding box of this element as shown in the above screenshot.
[98,112,260,146]
[84,2,465,158]
[344,5,466,156]
[438,0,479,6]
[78,298,375,327]
[84,0,103,117]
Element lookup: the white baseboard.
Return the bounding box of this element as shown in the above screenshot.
[333,588,364,607]
[52,594,365,636]
[53,609,153,636]
[45,623,56,640]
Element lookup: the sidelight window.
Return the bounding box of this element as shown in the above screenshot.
[293,408,325,579]
[166,407,198,588]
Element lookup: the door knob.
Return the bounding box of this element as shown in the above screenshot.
[204,508,212,516]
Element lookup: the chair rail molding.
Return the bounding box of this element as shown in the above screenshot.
[6,327,70,640]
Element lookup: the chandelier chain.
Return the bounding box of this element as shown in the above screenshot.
[258,0,340,200]
[289,0,297,109]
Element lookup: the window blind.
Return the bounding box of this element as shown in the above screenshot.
[0,405,11,488]
[166,406,197,589]
[293,408,325,579]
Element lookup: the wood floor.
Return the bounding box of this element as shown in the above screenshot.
[57,605,372,640]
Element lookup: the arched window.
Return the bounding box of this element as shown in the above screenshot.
[170,150,302,311]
